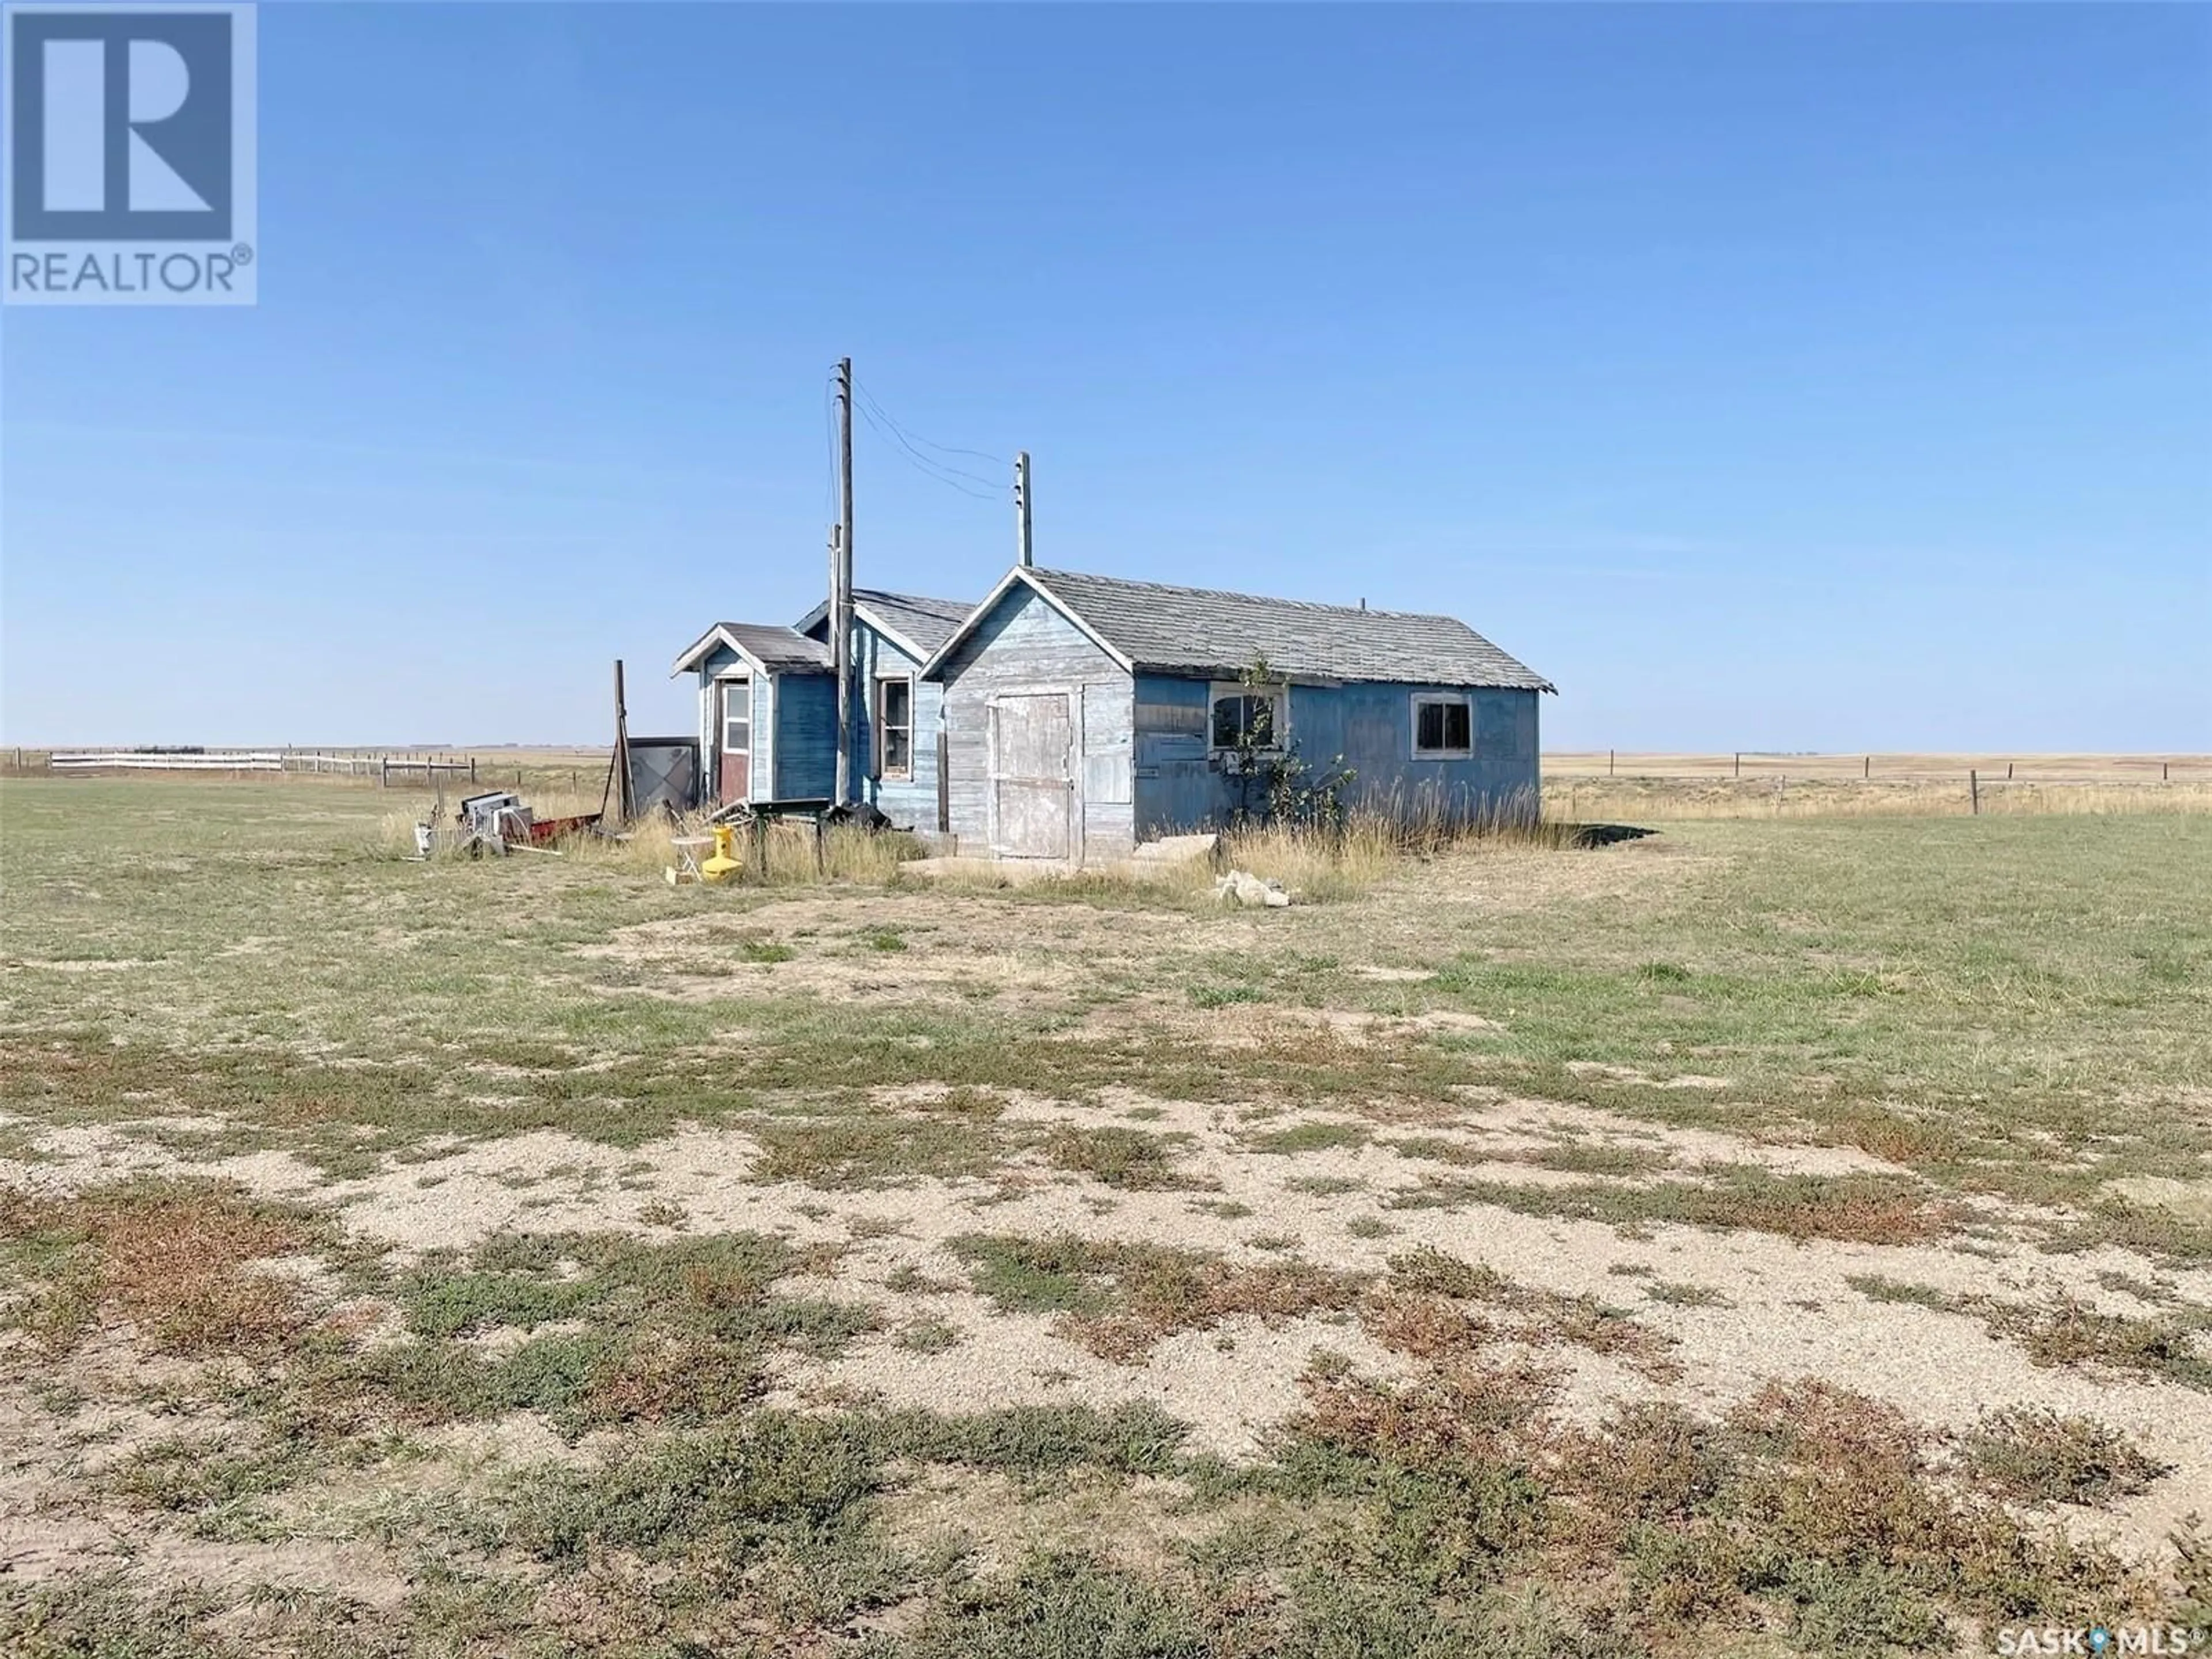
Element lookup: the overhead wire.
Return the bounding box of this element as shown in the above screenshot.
[850,381,1002,499]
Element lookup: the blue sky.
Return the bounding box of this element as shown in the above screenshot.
[3,2,2207,750]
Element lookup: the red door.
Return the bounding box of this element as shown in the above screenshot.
[718,680,752,805]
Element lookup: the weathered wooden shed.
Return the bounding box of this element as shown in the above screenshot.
[794,589,972,827]
[921,566,1555,862]
[671,622,835,806]
[673,589,972,816]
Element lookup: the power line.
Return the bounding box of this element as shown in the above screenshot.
[854,386,998,491]
[854,379,1002,466]
[853,392,999,500]
[850,381,1002,498]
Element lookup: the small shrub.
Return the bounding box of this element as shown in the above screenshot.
[1046,1126,1189,1191]
[1645,1281,1731,1309]
[895,1317,961,1355]
[1846,1274,1950,1309]
[1250,1119,1371,1155]
[1963,1408,2168,1506]
[1191,983,1264,1009]
[1974,1293,2212,1389]
[950,1233,1364,1361]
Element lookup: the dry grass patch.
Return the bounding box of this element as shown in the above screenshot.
[1376,1247,1680,1378]
[950,1233,1365,1363]
[1388,1165,1956,1247]
[1044,1126,1198,1191]
[748,1112,1012,1190]
[1970,1292,2212,1391]
[1,1180,320,1357]
[1963,1408,2169,1508]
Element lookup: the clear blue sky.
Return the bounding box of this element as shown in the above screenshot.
[4,3,2207,751]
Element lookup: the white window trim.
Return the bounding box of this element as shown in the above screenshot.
[1207,680,1289,753]
[874,674,915,781]
[1410,692,1475,759]
[721,677,753,754]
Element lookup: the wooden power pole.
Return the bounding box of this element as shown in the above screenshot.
[611,658,632,821]
[834,358,856,807]
[1014,450,1033,568]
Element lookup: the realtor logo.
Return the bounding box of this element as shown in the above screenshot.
[5,2,256,304]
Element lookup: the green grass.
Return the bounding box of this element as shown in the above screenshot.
[8,789,2205,1264]
[2,779,2208,1653]
[1044,1124,1194,1190]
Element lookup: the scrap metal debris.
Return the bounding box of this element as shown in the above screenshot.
[411,790,605,859]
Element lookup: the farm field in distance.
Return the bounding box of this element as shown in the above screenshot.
[2,776,2209,1655]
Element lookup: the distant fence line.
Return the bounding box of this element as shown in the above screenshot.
[41,749,480,786]
[1545,751,2197,785]
[50,750,285,772]
[22,750,624,793]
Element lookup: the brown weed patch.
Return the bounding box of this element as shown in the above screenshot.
[2,1180,316,1355]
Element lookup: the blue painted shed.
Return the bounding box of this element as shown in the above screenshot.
[673,588,973,821]
[921,566,1555,862]
[794,589,972,828]
[671,622,835,806]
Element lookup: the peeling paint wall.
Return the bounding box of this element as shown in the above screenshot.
[1132,674,1541,835]
[934,584,1137,862]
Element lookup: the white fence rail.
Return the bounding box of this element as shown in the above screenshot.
[50,751,285,771]
[44,751,484,785]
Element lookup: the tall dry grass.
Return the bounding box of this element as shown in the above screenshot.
[378,793,924,885]
[1206,796,1569,901]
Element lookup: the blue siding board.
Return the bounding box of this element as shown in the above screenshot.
[696,576,1544,853]
[846,624,943,828]
[936,585,1137,860]
[1132,673,1541,835]
[772,673,836,800]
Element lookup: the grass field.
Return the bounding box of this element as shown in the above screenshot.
[2,777,2209,1656]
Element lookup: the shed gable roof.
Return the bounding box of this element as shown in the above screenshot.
[923,567,1554,691]
[794,588,975,662]
[671,622,832,676]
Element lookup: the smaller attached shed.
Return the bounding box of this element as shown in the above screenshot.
[793,589,974,828]
[921,567,1555,863]
[670,623,836,807]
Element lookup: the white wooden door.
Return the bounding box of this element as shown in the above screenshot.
[989,692,1074,858]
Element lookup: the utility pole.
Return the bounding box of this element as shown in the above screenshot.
[1014,450,1033,568]
[834,358,856,807]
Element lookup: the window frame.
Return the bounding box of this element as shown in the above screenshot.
[1410,692,1475,759]
[720,677,753,755]
[1207,680,1289,755]
[874,674,915,781]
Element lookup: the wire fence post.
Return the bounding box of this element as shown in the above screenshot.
[1970,769,1980,815]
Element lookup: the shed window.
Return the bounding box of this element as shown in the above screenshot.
[1209,684,1286,751]
[1412,694,1473,757]
[721,680,752,753]
[876,677,914,779]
